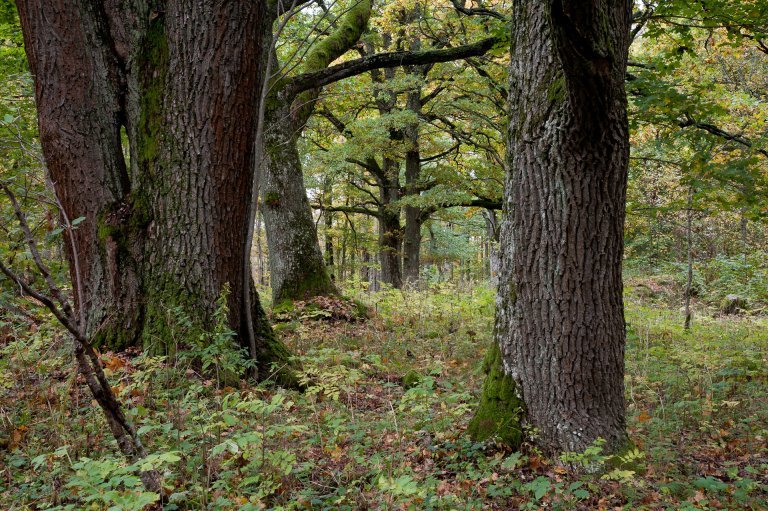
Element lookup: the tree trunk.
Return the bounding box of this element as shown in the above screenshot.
[18,0,294,383]
[378,211,403,289]
[261,95,337,304]
[470,1,631,455]
[378,159,403,289]
[402,205,421,285]
[323,181,336,280]
[402,89,423,286]
[259,1,371,303]
[483,209,501,286]
[684,187,694,330]
[255,212,267,286]
[360,248,370,284]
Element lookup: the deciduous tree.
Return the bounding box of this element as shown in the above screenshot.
[15,0,294,383]
[470,0,632,455]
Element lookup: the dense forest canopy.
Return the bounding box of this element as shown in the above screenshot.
[1,0,766,509]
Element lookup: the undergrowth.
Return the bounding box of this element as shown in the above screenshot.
[1,282,766,510]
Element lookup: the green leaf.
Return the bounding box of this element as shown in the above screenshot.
[526,476,551,501]
[693,476,728,492]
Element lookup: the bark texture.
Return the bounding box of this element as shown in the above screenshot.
[402,82,423,285]
[260,0,371,303]
[377,158,404,289]
[472,0,631,454]
[262,94,337,304]
[18,0,293,383]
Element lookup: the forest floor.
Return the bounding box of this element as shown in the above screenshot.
[1,280,767,510]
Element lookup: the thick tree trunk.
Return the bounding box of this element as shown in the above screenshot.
[17,0,137,344]
[378,211,403,289]
[18,0,294,383]
[470,1,631,455]
[401,41,427,286]
[402,205,421,285]
[261,97,337,304]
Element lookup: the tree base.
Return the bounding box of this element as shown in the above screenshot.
[252,295,302,389]
[467,341,524,448]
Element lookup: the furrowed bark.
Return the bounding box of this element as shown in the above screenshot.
[471,0,631,455]
[402,55,424,286]
[18,0,294,380]
[16,0,139,349]
[261,94,337,303]
[377,157,404,289]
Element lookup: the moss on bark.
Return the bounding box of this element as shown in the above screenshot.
[467,341,524,448]
[251,293,301,389]
[291,0,372,126]
[273,264,338,304]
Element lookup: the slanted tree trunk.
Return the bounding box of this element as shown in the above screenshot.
[18,0,294,384]
[470,1,631,455]
[261,93,337,304]
[260,1,372,303]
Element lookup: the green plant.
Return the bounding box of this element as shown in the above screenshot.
[174,285,253,387]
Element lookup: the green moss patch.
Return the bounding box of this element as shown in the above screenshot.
[467,341,524,448]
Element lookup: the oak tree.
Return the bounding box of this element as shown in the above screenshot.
[16,0,294,383]
[470,0,632,454]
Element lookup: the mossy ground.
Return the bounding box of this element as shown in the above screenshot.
[2,283,766,510]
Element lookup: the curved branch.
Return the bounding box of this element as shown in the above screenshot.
[679,113,768,158]
[291,0,373,128]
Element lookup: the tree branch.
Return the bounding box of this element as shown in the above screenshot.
[449,0,508,21]
[311,203,379,217]
[285,36,502,95]
[678,113,768,158]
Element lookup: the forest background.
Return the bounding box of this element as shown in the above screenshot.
[0,0,767,510]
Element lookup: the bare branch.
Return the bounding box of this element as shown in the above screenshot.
[678,113,768,158]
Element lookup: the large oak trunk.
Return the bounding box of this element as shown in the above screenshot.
[470,1,631,454]
[18,0,293,382]
[402,88,423,286]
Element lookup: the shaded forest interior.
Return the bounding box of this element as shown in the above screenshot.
[1,1,767,510]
